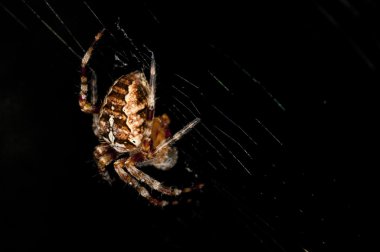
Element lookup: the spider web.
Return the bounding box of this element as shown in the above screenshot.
[0,0,373,251]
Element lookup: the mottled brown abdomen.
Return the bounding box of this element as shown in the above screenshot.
[98,71,150,152]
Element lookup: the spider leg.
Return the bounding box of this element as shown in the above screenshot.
[141,53,157,142]
[93,143,116,184]
[154,117,201,154]
[114,158,171,207]
[79,29,105,114]
[148,52,156,113]
[90,71,100,137]
[126,156,180,195]
[125,156,204,196]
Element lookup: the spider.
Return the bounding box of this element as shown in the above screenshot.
[79,29,202,207]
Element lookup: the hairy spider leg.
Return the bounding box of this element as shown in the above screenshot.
[93,143,116,184]
[141,54,157,145]
[90,71,101,136]
[148,52,156,113]
[114,158,172,207]
[79,29,105,114]
[123,156,204,196]
[79,29,106,136]
[154,118,201,154]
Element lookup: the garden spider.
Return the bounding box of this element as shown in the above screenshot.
[79,29,202,207]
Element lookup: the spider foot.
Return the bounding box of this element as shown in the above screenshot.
[100,171,114,185]
[182,183,205,193]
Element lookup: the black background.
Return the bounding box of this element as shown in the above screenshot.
[0,1,375,251]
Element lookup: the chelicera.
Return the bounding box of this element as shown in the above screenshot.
[79,29,202,207]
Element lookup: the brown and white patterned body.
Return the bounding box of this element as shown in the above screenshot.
[98,72,152,153]
[79,29,202,207]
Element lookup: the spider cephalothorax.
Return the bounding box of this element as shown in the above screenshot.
[79,29,202,207]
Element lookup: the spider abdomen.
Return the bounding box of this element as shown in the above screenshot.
[98,71,150,152]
